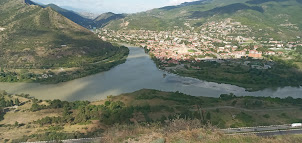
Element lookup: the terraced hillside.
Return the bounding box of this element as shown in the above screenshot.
[0,0,129,83]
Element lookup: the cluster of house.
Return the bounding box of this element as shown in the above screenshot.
[97,19,300,63]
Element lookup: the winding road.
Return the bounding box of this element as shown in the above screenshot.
[221,124,302,136]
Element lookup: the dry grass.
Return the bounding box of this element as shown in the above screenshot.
[0,124,47,142]
[101,119,302,143]
[63,120,102,134]
[0,109,62,125]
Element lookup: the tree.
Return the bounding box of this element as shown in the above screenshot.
[15,121,19,127]
[6,100,13,107]
[206,112,211,120]
[15,98,20,106]
[0,97,6,107]
[31,103,41,112]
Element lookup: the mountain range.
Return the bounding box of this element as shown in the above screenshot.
[24,1,126,29]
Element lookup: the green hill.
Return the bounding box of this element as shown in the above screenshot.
[0,0,129,83]
[105,0,302,40]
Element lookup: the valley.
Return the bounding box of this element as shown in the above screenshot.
[1,0,302,142]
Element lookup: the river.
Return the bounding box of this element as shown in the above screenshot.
[0,47,301,101]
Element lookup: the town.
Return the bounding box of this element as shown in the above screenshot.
[97,18,301,66]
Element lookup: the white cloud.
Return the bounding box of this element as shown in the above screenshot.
[168,0,199,5]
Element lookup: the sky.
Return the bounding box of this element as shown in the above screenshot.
[32,0,199,14]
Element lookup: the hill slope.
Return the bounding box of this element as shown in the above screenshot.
[105,0,302,40]
[0,0,128,83]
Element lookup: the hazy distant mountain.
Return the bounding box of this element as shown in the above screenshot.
[0,0,128,82]
[105,0,302,40]
[26,1,124,28]
[44,3,95,28]
[94,12,125,27]
[78,12,100,19]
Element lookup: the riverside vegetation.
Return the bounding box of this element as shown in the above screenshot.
[149,52,302,91]
[1,89,302,142]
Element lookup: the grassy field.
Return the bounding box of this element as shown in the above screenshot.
[1,89,302,142]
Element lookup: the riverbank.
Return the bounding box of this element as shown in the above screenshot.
[142,46,302,91]
[0,45,129,84]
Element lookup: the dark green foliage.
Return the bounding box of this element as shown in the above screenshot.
[263,114,270,118]
[100,101,134,125]
[31,99,91,112]
[280,113,288,118]
[49,100,68,109]
[12,131,86,143]
[14,121,19,127]
[236,112,254,126]
[35,116,66,126]
[30,103,47,112]
[135,91,204,105]
[0,108,4,121]
[206,112,211,120]
[296,46,302,54]
[0,97,14,108]
[220,93,236,101]
[231,100,238,106]
[14,98,20,106]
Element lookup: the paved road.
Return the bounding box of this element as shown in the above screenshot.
[221,124,292,133]
[202,106,299,112]
[221,124,302,136]
[256,129,302,136]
